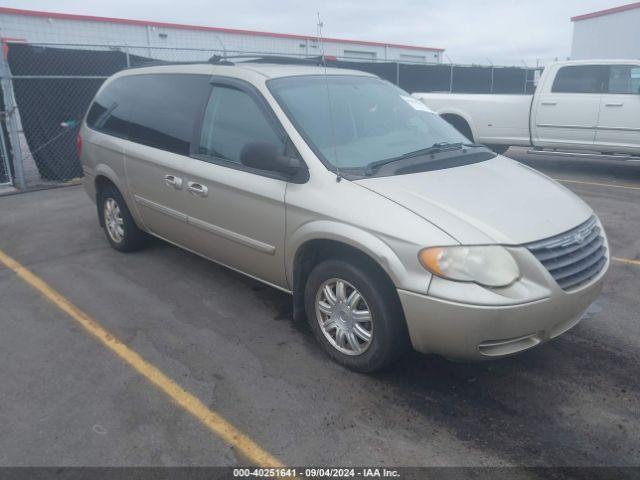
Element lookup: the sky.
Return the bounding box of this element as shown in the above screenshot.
[0,0,629,65]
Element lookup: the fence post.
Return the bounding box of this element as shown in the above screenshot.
[0,43,26,190]
[449,64,454,93]
[396,62,399,86]
[0,117,11,185]
[490,67,494,93]
[145,25,152,58]
[125,44,130,68]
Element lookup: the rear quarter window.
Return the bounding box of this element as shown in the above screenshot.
[87,73,213,156]
[86,77,136,138]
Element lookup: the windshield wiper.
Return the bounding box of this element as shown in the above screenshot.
[364,142,485,176]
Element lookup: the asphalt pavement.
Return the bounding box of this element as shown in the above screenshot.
[0,147,638,468]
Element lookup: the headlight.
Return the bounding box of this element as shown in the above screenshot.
[418,245,520,287]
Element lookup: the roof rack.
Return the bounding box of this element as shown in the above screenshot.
[123,54,340,71]
[208,54,339,67]
[124,59,213,70]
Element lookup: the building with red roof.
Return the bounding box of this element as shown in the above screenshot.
[571,2,640,59]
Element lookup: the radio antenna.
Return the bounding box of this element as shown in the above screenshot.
[317,12,341,182]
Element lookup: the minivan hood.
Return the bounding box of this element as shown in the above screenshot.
[355,155,592,245]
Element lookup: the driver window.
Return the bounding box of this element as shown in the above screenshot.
[198,86,284,164]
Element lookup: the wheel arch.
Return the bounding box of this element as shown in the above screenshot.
[93,164,124,201]
[439,111,477,143]
[94,173,120,227]
[93,166,143,230]
[288,223,407,322]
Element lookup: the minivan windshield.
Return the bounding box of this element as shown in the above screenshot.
[268,75,486,175]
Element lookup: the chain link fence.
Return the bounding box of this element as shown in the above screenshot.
[0,41,540,190]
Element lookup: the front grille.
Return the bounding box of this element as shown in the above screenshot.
[525,216,607,291]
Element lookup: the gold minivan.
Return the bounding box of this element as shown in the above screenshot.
[80,60,609,372]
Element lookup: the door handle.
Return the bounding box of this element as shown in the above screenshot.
[164,174,183,189]
[187,181,208,197]
[605,102,624,107]
[541,101,557,106]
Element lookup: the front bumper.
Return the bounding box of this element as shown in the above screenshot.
[399,250,608,361]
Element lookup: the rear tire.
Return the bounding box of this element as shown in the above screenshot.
[304,259,408,372]
[98,184,147,252]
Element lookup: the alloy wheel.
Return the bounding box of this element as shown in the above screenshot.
[104,197,125,244]
[315,278,373,356]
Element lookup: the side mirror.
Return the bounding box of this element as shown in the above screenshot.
[240,141,302,176]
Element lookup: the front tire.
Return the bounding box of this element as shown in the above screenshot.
[99,185,147,252]
[304,259,408,372]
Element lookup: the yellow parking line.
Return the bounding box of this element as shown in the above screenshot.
[554,178,640,191]
[0,249,283,468]
[613,256,640,267]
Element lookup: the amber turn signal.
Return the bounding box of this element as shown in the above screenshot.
[418,247,445,276]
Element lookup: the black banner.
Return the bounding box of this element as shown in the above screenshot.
[0,467,637,480]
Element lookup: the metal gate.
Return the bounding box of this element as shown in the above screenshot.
[0,126,10,186]
[0,71,13,186]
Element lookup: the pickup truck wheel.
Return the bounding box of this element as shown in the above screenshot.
[99,185,147,252]
[487,144,510,155]
[304,259,408,372]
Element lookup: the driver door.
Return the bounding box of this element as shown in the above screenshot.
[178,80,290,289]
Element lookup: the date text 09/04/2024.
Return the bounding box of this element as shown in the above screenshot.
[232,467,401,478]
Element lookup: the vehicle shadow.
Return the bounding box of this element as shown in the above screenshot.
[144,239,639,467]
[247,270,640,466]
[369,327,640,467]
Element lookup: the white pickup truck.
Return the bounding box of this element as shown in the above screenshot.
[413,60,640,156]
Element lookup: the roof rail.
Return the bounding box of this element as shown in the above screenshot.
[208,54,339,67]
[122,54,340,71]
[207,55,235,65]
[124,59,211,70]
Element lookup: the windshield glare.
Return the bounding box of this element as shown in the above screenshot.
[268,75,468,171]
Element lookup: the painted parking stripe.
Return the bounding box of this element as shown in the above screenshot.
[613,257,640,267]
[0,248,284,468]
[554,178,640,191]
